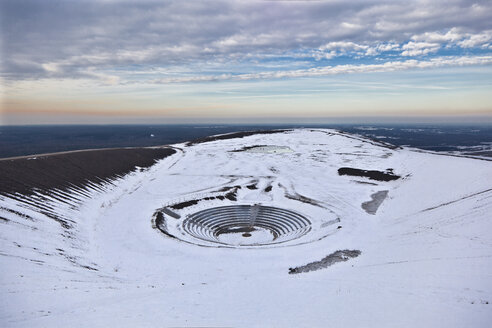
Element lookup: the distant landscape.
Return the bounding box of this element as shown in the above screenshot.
[1,124,492,159]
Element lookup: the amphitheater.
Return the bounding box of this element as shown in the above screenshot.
[159,204,312,247]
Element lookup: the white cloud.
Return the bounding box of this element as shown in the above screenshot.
[411,28,464,43]
[410,28,492,50]
[2,0,492,82]
[41,63,61,74]
[311,50,337,60]
[317,41,399,58]
[376,43,399,52]
[365,47,379,56]
[401,41,441,56]
[458,30,492,48]
[319,41,367,52]
[148,56,492,84]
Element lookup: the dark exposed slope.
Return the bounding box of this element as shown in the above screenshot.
[338,167,400,181]
[0,147,176,196]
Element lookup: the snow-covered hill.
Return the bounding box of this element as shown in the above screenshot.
[1,129,491,327]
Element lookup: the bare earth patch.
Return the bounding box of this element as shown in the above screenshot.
[289,250,361,274]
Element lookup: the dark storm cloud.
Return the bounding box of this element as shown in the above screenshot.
[1,0,491,81]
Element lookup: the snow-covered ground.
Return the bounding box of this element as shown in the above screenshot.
[1,129,491,327]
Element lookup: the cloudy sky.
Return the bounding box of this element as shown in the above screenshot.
[1,0,492,124]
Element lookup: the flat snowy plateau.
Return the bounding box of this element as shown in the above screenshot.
[1,129,491,327]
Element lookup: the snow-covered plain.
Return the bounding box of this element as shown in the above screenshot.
[1,129,491,327]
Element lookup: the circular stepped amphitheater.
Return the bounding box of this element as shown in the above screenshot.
[158,204,313,248]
